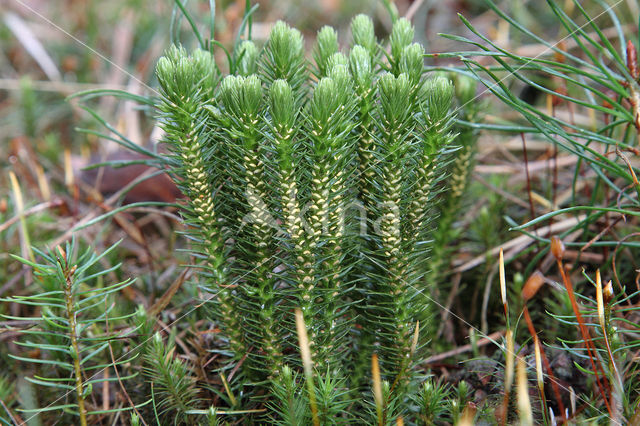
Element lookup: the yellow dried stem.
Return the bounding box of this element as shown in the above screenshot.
[534,336,544,392]
[36,164,51,201]
[500,328,515,426]
[595,270,624,417]
[9,171,33,261]
[64,148,74,188]
[458,403,476,426]
[8,170,24,217]
[499,248,506,304]
[372,353,383,426]
[516,356,533,426]
[504,329,514,394]
[533,335,549,425]
[499,248,508,320]
[596,269,605,330]
[220,373,237,407]
[295,308,319,426]
[410,320,419,356]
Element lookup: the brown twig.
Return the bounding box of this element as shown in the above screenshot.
[0,198,65,234]
[424,331,505,364]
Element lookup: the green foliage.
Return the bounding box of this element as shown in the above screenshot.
[313,370,355,424]
[236,40,259,76]
[267,366,309,425]
[154,14,462,422]
[416,378,452,424]
[450,380,471,423]
[1,240,137,425]
[156,45,246,361]
[546,278,640,420]
[350,14,377,55]
[259,21,308,103]
[426,74,480,288]
[218,73,284,377]
[143,332,199,424]
[313,26,339,77]
[267,364,355,425]
[388,18,414,75]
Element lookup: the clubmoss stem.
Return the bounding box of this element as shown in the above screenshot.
[59,249,87,426]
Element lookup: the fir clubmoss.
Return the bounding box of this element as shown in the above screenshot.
[259,21,308,105]
[156,47,246,358]
[350,14,377,57]
[154,14,467,418]
[426,75,479,288]
[350,45,377,203]
[236,40,259,77]
[267,80,310,358]
[313,26,340,77]
[388,18,414,75]
[306,64,358,371]
[218,74,283,377]
[143,332,199,424]
[1,240,137,425]
[367,72,418,377]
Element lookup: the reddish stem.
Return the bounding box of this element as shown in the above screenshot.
[556,260,612,414]
[522,306,566,422]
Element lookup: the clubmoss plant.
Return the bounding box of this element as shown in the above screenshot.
[425,74,479,291]
[143,332,199,424]
[154,11,460,406]
[313,26,339,77]
[266,365,309,424]
[156,46,246,360]
[1,240,137,425]
[235,40,259,77]
[18,9,470,423]
[121,11,464,422]
[304,64,358,372]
